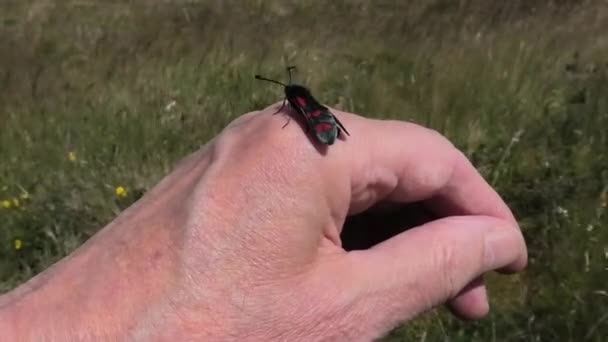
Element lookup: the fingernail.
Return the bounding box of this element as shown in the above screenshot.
[484,228,517,269]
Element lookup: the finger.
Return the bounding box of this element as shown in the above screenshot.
[249,106,525,314]
[252,105,515,229]
[326,113,527,266]
[244,106,524,321]
[328,114,526,318]
[337,114,511,220]
[339,216,526,334]
[447,277,489,320]
[429,154,523,315]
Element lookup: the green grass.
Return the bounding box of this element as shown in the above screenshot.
[1,1,607,340]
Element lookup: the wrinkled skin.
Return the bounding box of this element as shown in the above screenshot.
[0,104,527,341]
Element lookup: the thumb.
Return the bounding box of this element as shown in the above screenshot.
[339,215,526,336]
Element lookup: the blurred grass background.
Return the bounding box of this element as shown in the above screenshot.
[1,0,607,340]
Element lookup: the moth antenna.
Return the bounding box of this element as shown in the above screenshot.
[254,75,287,87]
[287,66,297,84]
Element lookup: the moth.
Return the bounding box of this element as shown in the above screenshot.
[255,66,350,145]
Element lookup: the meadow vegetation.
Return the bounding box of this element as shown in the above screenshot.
[1,1,607,340]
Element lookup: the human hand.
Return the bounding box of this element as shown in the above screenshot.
[0,104,527,341]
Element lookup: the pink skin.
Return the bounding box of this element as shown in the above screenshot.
[0,104,527,341]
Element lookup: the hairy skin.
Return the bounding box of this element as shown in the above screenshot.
[0,105,527,341]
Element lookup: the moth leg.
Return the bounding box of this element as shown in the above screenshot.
[334,115,350,136]
[273,98,287,115]
[279,100,291,128]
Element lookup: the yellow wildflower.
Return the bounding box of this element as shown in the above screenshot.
[12,198,19,207]
[1,200,11,209]
[68,151,77,162]
[14,239,22,250]
[115,186,127,198]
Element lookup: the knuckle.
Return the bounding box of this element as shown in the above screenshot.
[391,122,461,192]
[220,108,309,155]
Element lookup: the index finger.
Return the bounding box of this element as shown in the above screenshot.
[330,112,526,268]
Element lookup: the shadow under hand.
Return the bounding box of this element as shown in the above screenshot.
[341,202,437,251]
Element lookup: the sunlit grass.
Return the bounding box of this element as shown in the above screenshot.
[1,1,607,340]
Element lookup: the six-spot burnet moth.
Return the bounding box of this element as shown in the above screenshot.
[254,66,350,145]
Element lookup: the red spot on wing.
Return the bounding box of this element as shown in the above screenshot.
[310,110,322,117]
[315,123,333,133]
[296,97,307,107]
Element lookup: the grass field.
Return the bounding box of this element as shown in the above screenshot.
[1,1,607,340]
